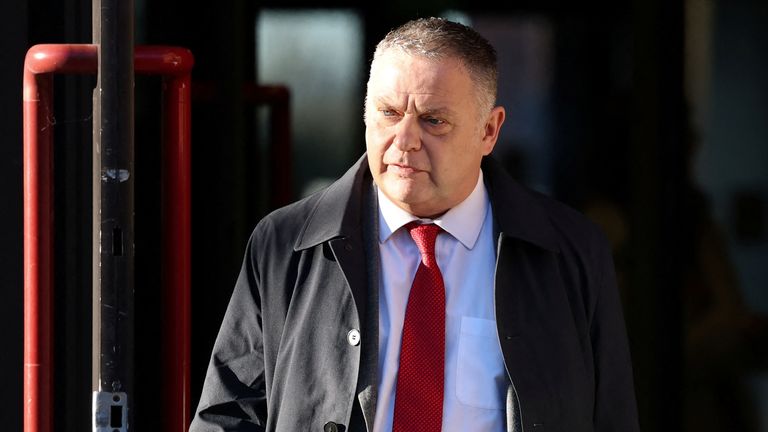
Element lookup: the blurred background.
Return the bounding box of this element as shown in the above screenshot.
[2,0,767,430]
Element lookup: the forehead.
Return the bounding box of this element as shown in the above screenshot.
[368,51,475,108]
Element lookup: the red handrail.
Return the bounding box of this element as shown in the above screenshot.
[23,44,194,432]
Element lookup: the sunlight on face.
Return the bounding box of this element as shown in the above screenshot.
[365,50,505,218]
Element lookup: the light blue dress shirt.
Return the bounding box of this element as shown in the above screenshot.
[373,170,507,432]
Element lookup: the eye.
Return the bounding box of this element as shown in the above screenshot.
[380,109,398,117]
[423,116,445,126]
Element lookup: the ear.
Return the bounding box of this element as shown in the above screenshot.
[480,106,506,155]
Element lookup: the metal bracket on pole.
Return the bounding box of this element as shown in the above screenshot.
[92,391,128,432]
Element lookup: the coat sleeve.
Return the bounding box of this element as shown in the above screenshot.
[189,235,267,432]
[590,232,641,431]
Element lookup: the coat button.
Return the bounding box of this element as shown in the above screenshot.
[347,329,361,346]
[324,421,339,432]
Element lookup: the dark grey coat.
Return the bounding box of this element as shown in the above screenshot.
[189,155,640,432]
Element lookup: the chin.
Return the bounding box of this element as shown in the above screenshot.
[390,193,436,217]
[382,178,423,201]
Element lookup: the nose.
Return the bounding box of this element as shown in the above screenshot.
[392,114,421,152]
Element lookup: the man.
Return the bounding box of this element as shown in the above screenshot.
[190,17,639,432]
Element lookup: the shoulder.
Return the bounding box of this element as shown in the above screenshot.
[247,154,372,257]
[534,192,610,257]
[522,190,617,320]
[483,156,609,258]
[246,184,331,259]
[485,160,619,329]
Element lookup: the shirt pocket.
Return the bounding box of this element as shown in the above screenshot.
[456,316,506,410]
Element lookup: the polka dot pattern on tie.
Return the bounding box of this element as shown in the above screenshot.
[393,222,445,432]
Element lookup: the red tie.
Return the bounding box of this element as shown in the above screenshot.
[393,222,445,432]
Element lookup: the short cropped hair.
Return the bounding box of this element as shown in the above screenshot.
[369,17,498,114]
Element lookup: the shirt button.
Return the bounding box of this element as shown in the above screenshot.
[347,329,361,346]
[324,421,339,432]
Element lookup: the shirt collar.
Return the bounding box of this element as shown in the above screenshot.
[377,170,489,249]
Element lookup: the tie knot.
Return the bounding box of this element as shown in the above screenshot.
[406,222,441,257]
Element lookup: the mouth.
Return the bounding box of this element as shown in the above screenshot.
[387,163,424,176]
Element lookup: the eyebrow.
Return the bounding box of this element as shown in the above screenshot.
[420,107,455,117]
[372,96,456,117]
[371,96,402,109]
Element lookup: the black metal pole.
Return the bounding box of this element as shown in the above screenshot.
[92,0,134,430]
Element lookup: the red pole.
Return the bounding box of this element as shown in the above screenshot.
[22,44,194,432]
[23,43,96,432]
[23,54,54,432]
[157,48,194,432]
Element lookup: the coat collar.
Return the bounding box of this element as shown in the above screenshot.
[481,156,560,252]
[294,154,370,251]
[295,154,560,252]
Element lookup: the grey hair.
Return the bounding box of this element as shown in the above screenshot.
[368,17,498,115]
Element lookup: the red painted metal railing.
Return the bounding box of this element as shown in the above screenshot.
[23,44,194,432]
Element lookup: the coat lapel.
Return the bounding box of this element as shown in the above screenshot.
[295,155,371,326]
[483,156,563,431]
[356,182,380,431]
[495,234,565,430]
[294,155,379,430]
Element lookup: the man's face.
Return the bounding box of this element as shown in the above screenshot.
[365,50,505,218]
